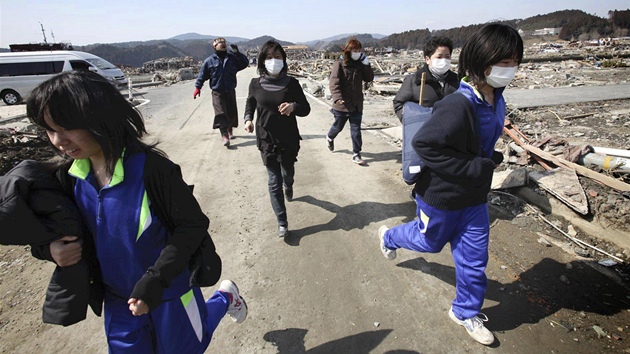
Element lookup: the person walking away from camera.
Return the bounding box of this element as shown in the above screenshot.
[194,37,249,147]
[393,36,459,121]
[27,70,248,353]
[325,38,374,166]
[244,40,311,238]
[377,23,523,346]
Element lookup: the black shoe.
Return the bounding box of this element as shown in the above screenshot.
[285,188,293,202]
[352,154,367,166]
[326,137,334,151]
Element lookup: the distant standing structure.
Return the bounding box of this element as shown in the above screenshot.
[9,42,74,52]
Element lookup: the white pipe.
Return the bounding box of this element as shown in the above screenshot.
[592,146,630,158]
[508,142,629,172]
[580,153,630,173]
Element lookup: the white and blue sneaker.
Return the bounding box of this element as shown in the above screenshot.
[378,225,396,260]
[448,307,494,345]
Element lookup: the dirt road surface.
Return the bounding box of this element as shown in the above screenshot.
[1,67,629,353]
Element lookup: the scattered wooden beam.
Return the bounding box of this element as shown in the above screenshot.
[520,143,630,192]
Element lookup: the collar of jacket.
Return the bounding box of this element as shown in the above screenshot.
[68,150,126,187]
[459,77,506,104]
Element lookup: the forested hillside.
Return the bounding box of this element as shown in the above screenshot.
[67,9,630,67]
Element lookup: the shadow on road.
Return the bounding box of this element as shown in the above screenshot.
[263,328,418,353]
[397,257,630,333]
[329,149,402,164]
[285,195,416,246]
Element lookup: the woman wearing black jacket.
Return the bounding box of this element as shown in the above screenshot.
[244,40,311,237]
[393,36,459,121]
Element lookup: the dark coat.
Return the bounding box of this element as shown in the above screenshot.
[194,51,249,92]
[329,58,374,112]
[244,75,311,165]
[55,150,222,313]
[393,64,459,120]
[0,160,102,326]
[412,92,503,210]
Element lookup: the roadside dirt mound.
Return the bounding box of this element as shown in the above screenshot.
[0,131,56,175]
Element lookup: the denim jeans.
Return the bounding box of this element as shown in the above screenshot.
[327,109,363,154]
[265,158,295,227]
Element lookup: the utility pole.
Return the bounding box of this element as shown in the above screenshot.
[39,22,48,44]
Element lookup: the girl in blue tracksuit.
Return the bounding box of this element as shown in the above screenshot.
[378,23,523,346]
[26,70,248,353]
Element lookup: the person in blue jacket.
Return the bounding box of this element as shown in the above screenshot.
[194,37,249,147]
[377,23,523,346]
[27,70,248,353]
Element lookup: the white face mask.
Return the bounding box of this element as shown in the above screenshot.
[486,65,518,88]
[265,59,284,75]
[429,58,451,75]
[351,52,362,61]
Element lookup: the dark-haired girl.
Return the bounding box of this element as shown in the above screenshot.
[244,40,311,237]
[378,23,523,346]
[26,70,247,353]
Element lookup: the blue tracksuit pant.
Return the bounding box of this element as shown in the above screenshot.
[382,194,490,320]
[104,288,229,354]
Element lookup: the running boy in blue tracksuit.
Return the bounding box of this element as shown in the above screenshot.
[377,23,523,346]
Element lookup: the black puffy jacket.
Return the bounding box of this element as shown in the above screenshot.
[0,160,102,326]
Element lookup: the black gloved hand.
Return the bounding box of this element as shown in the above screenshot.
[491,151,504,166]
[230,44,239,53]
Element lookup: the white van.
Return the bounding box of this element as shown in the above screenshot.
[0,50,128,105]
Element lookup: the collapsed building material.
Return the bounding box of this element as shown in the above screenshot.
[529,168,589,215]
[491,169,529,189]
[490,190,625,263]
[517,142,630,192]
[504,120,630,191]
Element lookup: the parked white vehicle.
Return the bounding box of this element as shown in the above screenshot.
[0,50,127,105]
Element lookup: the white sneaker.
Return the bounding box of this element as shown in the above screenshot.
[378,225,396,260]
[278,225,288,237]
[219,280,248,323]
[448,307,494,345]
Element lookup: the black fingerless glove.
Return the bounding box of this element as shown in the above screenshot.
[130,270,166,312]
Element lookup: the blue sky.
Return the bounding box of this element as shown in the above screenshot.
[0,0,627,48]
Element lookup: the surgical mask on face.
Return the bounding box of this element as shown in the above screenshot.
[429,58,451,75]
[265,59,284,75]
[351,52,362,61]
[486,65,518,88]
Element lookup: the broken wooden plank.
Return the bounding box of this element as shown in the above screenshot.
[530,168,589,215]
[520,143,630,192]
[491,169,529,190]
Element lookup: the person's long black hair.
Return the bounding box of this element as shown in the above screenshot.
[26,70,162,175]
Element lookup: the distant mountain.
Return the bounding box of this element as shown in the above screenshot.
[300,33,387,47]
[77,41,190,67]
[234,35,294,49]
[324,34,383,51]
[11,9,624,68]
[169,32,250,43]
